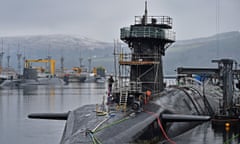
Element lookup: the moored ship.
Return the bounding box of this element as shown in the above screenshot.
[28,1,240,144]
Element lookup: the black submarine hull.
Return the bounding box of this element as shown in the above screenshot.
[59,87,219,144]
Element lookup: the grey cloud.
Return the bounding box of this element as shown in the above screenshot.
[0,0,239,42]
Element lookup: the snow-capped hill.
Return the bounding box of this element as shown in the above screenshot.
[0,34,114,71]
[1,34,112,51]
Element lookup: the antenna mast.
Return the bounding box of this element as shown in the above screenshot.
[17,43,22,75]
[143,0,148,25]
[0,39,4,73]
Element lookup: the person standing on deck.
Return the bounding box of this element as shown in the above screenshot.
[108,75,114,95]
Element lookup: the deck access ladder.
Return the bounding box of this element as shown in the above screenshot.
[119,89,128,111]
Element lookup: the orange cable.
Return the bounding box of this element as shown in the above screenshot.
[144,110,176,144]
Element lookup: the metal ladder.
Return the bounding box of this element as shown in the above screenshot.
[119,88,128,111]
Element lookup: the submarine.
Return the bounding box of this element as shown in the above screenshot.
[28,1,240,143]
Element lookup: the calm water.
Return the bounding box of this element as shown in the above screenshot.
[0,82,239,144]
[0,83,106,144]
[172,122,240,144]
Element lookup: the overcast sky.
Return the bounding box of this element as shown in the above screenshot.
[0,0,239,42]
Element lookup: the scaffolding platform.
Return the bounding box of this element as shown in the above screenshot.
[119,60,159,65]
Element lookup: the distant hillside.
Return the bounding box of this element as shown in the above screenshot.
[0,31,240,75]
[163,31,240,74]
[0,34,114,73]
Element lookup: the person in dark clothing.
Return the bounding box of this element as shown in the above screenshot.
[108,75,114,95]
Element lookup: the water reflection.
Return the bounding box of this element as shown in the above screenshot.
[213,124,240,144]
[0,83,107,144]
[172,121,240,144]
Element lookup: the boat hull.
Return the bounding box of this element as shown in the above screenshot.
[60,87,219,144]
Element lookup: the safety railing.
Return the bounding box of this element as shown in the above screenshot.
[118,81,142,93]
[120,26,175,41]
[134,16,173,27]
[119,53,161,62]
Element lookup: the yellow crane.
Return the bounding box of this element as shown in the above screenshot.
[24,59,56,75]
[72,67,82,73]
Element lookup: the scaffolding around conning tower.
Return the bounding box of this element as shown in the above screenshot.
[112,1,175,109]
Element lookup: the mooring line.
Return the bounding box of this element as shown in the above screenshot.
[144,110,176,144]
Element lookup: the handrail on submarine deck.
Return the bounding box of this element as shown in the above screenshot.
[113,81,143,94]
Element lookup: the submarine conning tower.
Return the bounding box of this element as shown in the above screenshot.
[120,1,175,92]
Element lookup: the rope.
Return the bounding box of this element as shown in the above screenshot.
[224,133,239,144]
[94,116,129,133]
[87,113,114,144]
[87,131,97,144]
[93,134,102,144]
[175,87,201,114]
[90,136,96,144]
[144,110,176,144]
[86,128,103,144]
[92,116,111,133]
[86,116,130,143]
[188,86,214,115]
